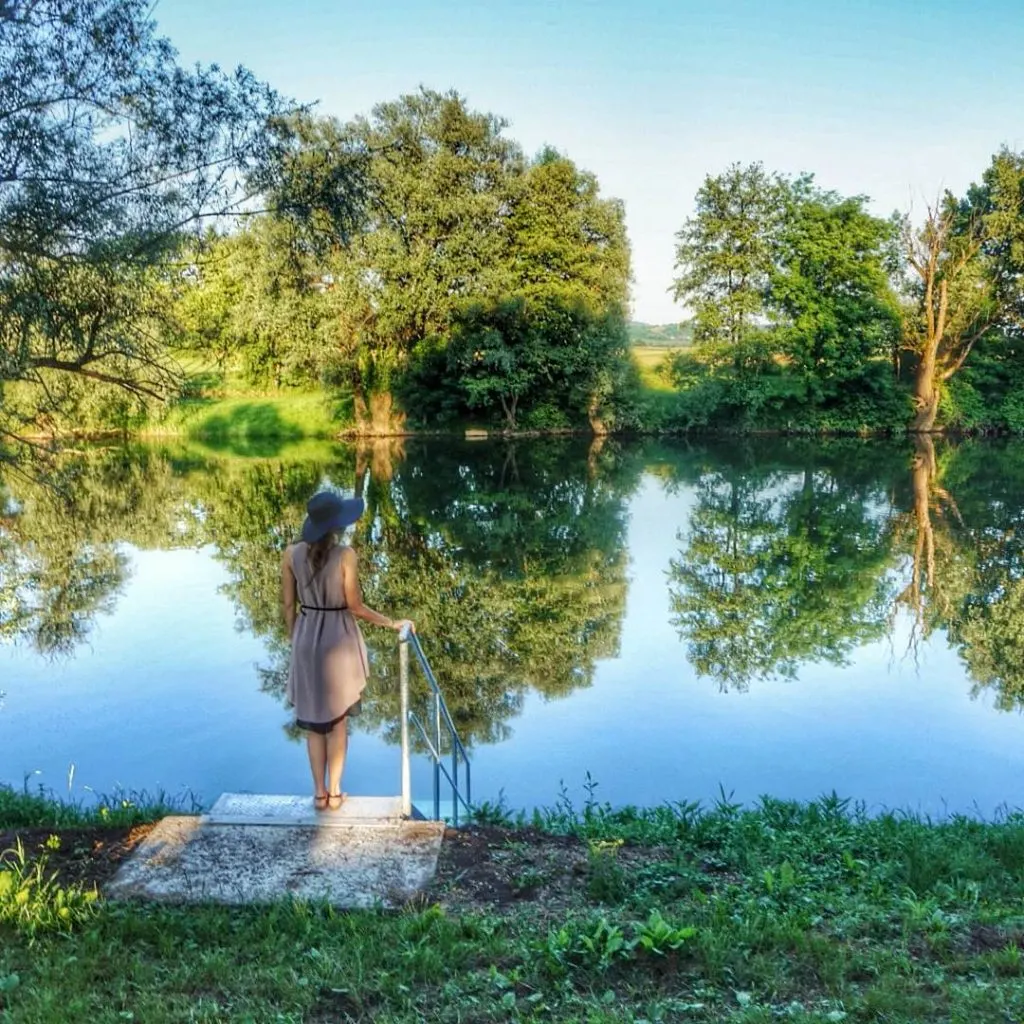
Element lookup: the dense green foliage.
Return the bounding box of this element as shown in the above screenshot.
[2,5,1022,442]
[662,155,1024,435]
[672,163,787,348]
[0,0,367,455]
[162,94,636,434]
[667,167,905,431]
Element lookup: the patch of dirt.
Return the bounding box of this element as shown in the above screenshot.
[964,923,1024,953]
[309,986,379,1024]
[0,824,155,889]
[428,825,681,916]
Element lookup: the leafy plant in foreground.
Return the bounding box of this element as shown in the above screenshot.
[0,842,97,938]
[538,915,629,977]
[630,909,698,957]
[586,838,628,903]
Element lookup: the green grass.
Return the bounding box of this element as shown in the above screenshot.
[145,392,342,451]
[4,783,1024,1021]
[135,352,347,449]
[0,783,199,830]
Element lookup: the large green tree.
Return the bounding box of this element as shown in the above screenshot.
[670,168,901,427]
[769,182,901,402]
[510,148,630,309]
[898,150,1024,431]
[320,89,522,430]
[258,94,635,432]
[441,149,633,431]
[672,163,786,348]
[0,1,364,458]
[445,293,631,430]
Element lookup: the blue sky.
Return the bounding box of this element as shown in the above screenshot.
[155,0,1024,323]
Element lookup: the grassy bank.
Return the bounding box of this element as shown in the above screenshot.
[144,391,341,445]
[3,785,1024,1022]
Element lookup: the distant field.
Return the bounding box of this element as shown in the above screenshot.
[632,345,680,393]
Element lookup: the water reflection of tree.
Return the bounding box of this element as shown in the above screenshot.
[662,436,1024,711]
[1,438,637,746]
[895,436,1024,710]
[152,436,637,749]
[9,432,1024,735]
[337,437,640,747]
[666,443,903,690]
[0,447,197,654]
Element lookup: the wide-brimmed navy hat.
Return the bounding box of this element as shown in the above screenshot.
[301,491,365,543]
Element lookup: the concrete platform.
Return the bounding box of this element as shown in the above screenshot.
[107,796,446,908]
[206,793,405,827]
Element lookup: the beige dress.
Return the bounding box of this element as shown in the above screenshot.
[287,542,368,732]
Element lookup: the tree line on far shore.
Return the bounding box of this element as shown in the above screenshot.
[1,0,1023,457]
[670,157,1024,434]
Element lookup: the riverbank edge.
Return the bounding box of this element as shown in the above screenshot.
[3,784,1024,1022]
[23,421,1024,446]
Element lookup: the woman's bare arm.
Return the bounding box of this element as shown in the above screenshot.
[340,546,411,631]
[281,546,298,636]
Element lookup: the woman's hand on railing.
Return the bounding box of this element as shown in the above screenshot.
[394,619,416,640]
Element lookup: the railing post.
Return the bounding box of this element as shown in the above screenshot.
[433,691,442,822]
[399,634,411,819]
[452,744,460,826]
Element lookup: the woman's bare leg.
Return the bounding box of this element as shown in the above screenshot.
[326,717,348,799]
[306,731,328,800]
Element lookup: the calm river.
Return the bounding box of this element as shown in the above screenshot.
[2,435,1023,816]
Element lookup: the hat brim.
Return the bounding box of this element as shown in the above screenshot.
[300,497,365,543]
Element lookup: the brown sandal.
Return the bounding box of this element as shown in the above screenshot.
[326,793,346,812]
[314,794,329,812]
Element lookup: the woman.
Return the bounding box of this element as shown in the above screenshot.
[281,490,413,811]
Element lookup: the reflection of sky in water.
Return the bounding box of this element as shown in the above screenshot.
[2,471,1023,817]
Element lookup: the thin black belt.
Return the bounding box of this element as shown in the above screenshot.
[299,604,347,615]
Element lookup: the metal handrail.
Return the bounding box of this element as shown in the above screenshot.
[398,626,472,823]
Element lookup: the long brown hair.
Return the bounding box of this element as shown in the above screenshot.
[308,533,336,576]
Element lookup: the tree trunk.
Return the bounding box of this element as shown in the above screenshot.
[353,386,406,436]
[910,345,940,432]
[587,392,608,436]
[499,394,518,430]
